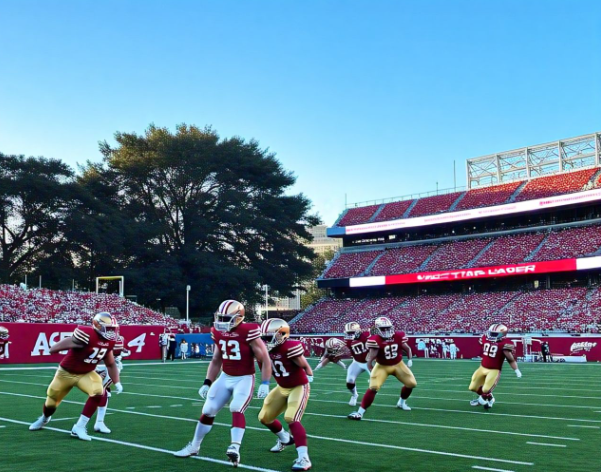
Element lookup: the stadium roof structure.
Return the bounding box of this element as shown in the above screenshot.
[467,131,601,189]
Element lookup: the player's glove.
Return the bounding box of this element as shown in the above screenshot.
[407,359,413,368]
[515,369,522,378]
[257,382,270,399]
[114,382,123,394]
[199,379,212,399]
[307,375,313,383]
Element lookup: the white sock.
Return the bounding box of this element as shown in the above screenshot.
[192,421,212,449]
[75,415,89,428]
[96,406,107,423]
[358,407,366,415]
[296,445,309,459]
[276,429,289,442]
[231,427,245,445]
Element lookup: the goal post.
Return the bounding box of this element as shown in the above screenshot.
[96,276,124,297]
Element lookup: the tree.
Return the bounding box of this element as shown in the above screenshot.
[85,124,319,313]
[0,153,75,283]
[300,249,335,310]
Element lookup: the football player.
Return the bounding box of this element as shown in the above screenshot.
[86,335,130,433]
[348,317,416,420]
[29,312,123,440]
[343,322,371,406]
[469,323,522,409]
[259,319,313,471]
[314,338,348,371]
[174,300,272,467]
[0,326,10,359]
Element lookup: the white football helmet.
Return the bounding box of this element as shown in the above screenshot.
[486,323,508,342]
[325,338,346,357]
[214,300,245,332]
[92,312,119,341]
[374,317,394,339]
[0,326,8,340]
[344,322,362,340]
[260,318,290,351]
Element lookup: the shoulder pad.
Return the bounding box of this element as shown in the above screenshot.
[73,327,91,344]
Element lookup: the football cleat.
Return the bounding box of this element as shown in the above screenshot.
[349,394,359,406]
[396,398,411,411]
[469,399,480,407]
[29,415,51,431]
[477,396,488,406]
[270,435,295,453]
[173,442,199,457]
[70,424,92,441]
[484,394,496,410]
[347,411,363,420]
[94,422,111,434]
[291,457,312,471]
[226,444,240,467]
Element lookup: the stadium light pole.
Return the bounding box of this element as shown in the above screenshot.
[186,285,191,324]
[262,284,269,320]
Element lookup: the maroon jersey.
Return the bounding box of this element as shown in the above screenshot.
[113,337,125,357]
[60,326,116,374]
[211,322,261,376]
[0,340,8,358]
[345,332,370,363]
[269,340,308,388]
[366,331,408,366]
[479,335,515,370]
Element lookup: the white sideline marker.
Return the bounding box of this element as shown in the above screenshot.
[0,417,279,472]
[526,442,567,448]
[472,466,515,472]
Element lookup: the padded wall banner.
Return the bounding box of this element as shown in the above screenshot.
[0,323,162,364]
[292,335,601,362]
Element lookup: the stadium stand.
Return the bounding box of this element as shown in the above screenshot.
[291,286,601,334]
[334,166,601,227]
[320,224,601,278]
[0,285,178,326]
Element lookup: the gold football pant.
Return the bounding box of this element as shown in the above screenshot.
[469,366,501,394]
[258,383,310,424]
[369,361,417,391]
[45,367,104,408]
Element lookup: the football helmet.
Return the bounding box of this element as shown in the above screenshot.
[374,316,394,339]
[92,312,119,341]
[260,318,290,351]
[214,300,245,332]
[325,338,346,357]
[0,326,9,340]
[344,322,362,340]
[486,323,508,342]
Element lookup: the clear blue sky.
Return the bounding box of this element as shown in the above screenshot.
[1,0,600,225]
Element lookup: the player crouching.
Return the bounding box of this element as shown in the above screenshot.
[348,317,416,420]
[314,338,348,371]
[259,319,313,471]
[29,312,123,440]
[469,323,522,409]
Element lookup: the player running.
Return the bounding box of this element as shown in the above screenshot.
[343,322,371,406]
[314,338,348,371]
[84,335,130,434]
[258,319,314,471]
[174,300,272,467]
[348,317,416,420]
[29,312,123,440]
[469,323,522,409]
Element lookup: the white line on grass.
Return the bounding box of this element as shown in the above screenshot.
[146,406,162,409]
[567,425,600,429]
[472,466,515,472]
[170,404,183,407]
[526,442,567,448]
[0,392,535,466]
[0,417,279,472]
[51,413,113,422]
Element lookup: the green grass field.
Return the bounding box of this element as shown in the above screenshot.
[1,359,600,472]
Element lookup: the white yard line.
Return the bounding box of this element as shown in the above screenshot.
[0,392,534,466]
[52,413,114,422]
[526,442,567,448]
[472,466,515,472]
[0,417,279,472]
[567,425,600,429]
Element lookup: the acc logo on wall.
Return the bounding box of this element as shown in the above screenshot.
[570,342,598,354]
[0,325,10,359]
